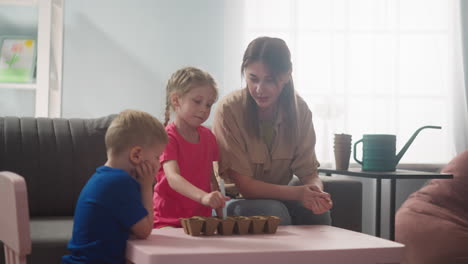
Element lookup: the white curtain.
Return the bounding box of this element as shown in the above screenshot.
[453,0,468,154]
[224,0,467,165]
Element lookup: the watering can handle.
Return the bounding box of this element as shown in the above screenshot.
[353,139,363,165]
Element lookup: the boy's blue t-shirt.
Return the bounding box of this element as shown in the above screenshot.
[62,166,148,264]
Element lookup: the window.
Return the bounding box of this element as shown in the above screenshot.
[241,0,457,164]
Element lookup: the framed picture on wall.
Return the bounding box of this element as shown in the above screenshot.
[0,37,36,83]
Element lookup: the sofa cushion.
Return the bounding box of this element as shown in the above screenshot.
[0,115,114,217]
[321,176,362,232]
[30,217,73,245]
[396,150,468,264]
[0,217,74,264]
[28,217,74,264]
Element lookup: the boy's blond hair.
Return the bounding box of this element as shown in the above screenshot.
[105,109,168,156]
[164,67,218,126]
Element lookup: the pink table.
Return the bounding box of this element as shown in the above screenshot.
[126,225,404,264]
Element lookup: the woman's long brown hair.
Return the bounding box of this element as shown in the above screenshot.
[241,37,297,142]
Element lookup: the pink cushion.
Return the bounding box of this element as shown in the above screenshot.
[396,150,468,264]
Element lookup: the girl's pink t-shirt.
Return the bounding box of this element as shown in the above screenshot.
[153,123,219,228]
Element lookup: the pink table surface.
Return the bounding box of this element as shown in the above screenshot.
[126,225,404,264]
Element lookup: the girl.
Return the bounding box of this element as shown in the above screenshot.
[153,67,229,228]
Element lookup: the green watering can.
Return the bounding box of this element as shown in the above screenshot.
[353,126,442,171]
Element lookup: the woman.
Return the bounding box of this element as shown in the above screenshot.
[212,36,333,225]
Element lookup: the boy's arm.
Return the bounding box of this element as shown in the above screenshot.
[130,161,154,239]
[163,160,228,209]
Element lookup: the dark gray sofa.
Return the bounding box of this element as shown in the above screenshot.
[0,115,362,264]
[0,116,113,264]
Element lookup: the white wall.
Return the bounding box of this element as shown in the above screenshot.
[461,0,468,106]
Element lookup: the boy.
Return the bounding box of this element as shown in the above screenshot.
[62,109,168,264]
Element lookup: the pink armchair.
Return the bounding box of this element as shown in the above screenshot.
[0,171,31,264]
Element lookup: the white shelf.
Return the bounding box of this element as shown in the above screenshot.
[1,0,63,117]
[0,83,37,90]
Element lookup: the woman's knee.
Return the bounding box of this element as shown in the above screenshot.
[226,199,292,225]
[283,200,332,225]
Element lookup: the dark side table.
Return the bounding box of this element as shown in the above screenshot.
[318,168,453,241]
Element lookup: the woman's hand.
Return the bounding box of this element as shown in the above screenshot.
[301,185,333,214]
[200,191,230,209]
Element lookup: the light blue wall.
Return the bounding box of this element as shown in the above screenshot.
[62,0,225,120]
[0,0,227,121]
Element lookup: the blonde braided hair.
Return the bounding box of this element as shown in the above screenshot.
[164,67,218,126]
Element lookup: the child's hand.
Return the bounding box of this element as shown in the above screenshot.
[135,160,156,187]
[200,191,230,209]
[301,185,333,214]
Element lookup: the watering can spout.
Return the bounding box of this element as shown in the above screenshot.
[395,125,442,164]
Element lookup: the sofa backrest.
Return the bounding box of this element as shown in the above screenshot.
[0,116,115,217]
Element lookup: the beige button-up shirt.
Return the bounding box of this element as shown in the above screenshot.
[212,89,320,186]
